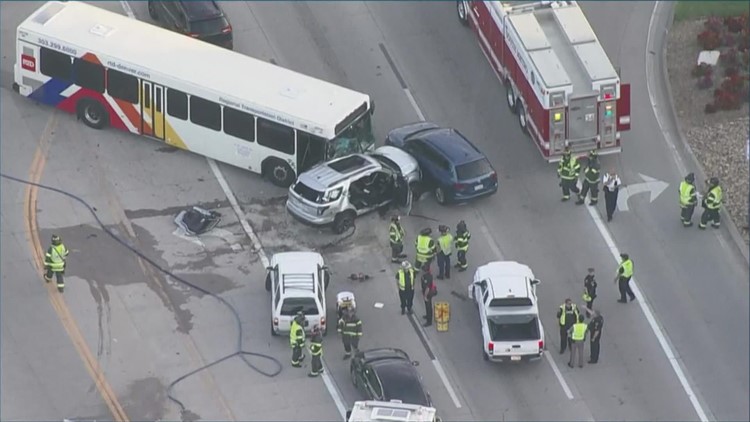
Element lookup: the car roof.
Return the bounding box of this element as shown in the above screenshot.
[360,347,410,364]
[372,361,430,406]
[298,154,381,191]
[420,128,484,165]
[179,0,224,20]
[271,251,324,273]
[476,261,538,311]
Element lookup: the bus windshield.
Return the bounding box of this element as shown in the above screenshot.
[327,114,374,160]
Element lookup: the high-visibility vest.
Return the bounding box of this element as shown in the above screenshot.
[584,163,600,184]
[415,235,435,262]
[559,304,579,326]
[618,259,634,278]
[398,269,416,291]
[290,320,305,347]
[706,186,723,210]
[571,322,587,341]
[45,244,68,272]
[679,181,697,207]
[389,222,404,243]
[309,333,323,356]
[582,291,592,302]
[338,317,363,337]
[557,157,580,180]
[455,231,470,251]
[438,233,453,255]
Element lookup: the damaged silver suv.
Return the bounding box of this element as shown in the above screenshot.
[286,146,420,234]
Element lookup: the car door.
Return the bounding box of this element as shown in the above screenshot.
[393,174,412,213]
[364,367,384,400]
[403,139,434,185]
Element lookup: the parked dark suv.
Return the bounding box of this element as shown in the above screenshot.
[148,0,233,49]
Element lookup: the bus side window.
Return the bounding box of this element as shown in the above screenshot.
[257,117,295,155]
[39,47,72,81]
[73,58,105,93]
[223,107,255,142]
[167,88,188,120]
[106,69,138,104]
[190,95,221,131]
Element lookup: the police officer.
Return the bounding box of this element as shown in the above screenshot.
[557,298,580,354]
[557,147,581,201]
[436,225,453,280]
[44,234,69,293]
[577,150,600,206]
[679,173,698,227]
[454,220,471,272]
[337,308,363,359]
[414,228,437,272]
[396,261,417,315]
[421,267,437,327]
[290,312,306,367]
[308,325,324,377]
[588,309,604,364]
[583,267,597,312]
[567,314,588,368]
[699,177,723,230]
[389,215,408,262]
[615,253,636,303]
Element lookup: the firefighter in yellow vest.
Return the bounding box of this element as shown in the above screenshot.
[699,177,722,230]
[679,173,698,227]
[290,312,306,367]
[338,308,363,359]
[389,215,408,263]
[557,298,579,354]
[454,220,471,272]
[44,234,69,293]
[396,261,417,315]
[557,147,581,201]
[414,228,437,272]
[436,225,453,280]
[308,325,324,377]
[567,314,588,368]
[576,150,600,206]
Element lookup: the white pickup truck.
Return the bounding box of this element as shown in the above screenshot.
[346,400,439,422]
[468,261,544,363]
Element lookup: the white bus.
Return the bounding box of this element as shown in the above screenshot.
[13,1,375,187]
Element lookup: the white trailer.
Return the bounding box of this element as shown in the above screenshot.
[346,400,439,422]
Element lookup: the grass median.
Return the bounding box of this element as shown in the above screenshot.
[674,1,749,22]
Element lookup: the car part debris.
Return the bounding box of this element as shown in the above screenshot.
[174,206,222,236]
[349,273,370,282]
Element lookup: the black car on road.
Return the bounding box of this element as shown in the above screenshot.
[350,348,432,407]
[386,122,498,204]
[148,0,233,49]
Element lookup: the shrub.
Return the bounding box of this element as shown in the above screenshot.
[721,74,746,91]
[725,66,739,77]
[740,51,750,68]
[692,63,714,77]
[725,14,749,33]
[739,30,750,51]
[697,75,714,90]
[715,89,742,110]
[722,33,737,47]
[705,103,718,114]
[697,30,722,50]
[720,48,739,66]
[705,16,723,32]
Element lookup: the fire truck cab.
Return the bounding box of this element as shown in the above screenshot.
[457,0,631,161]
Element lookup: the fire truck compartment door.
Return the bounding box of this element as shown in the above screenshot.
[568,95,598,141]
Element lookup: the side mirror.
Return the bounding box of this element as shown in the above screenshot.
[370,99,375,115]
[531,279,541,285]
[345,410,352,421]
[411,360,420,367]
[266,266,273,271]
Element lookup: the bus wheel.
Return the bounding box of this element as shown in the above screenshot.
[332,211,355,234]
[517,102,528,133]
[77,99,107,130]
[263,159,295,188]
[457,1,469,26]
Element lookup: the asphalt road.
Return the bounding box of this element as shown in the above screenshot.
[1,1,747,421]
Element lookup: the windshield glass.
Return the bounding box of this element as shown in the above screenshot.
[189,17,229,34]
[280,297,319,316]
[456,158,493,181]
[488,314,540,341]
[327,114,374,160]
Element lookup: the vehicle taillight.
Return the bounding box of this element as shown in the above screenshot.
[273,318,279,326]
[489,172,497,182]
[538,340,544,351]
[187,33,201,38]
[320,317,326,326]
[454,183,466,191]
[488,342,494,354]
[222,24,232,34]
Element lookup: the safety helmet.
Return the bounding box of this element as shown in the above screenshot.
[457,220,467,232]
[295,311,305,323]
[401,261,412,269]
[312,325,321,334]
[685,173,695,183]
[710,177,719,186]
[391,214,400,222]
[420,227,432,236]
[51,234,62,245]
[439,225,448,233]
[589,149,598,158]
[620,253,629,260]
[563,146,572,156]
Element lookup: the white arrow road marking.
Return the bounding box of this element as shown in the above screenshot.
[617,173,669,212]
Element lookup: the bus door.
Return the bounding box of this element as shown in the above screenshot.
[140,81,166,141]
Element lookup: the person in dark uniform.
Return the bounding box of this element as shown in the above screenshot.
[556,298,580,354]
[290,312,306,367]
[308,325,324,377]
[577,150,601,206]
[557,147,581,201]
[588,309,604,364]
[582,267,598,312]
[679,173,698,227]
[603,169,622,222]
[421,267,437,327]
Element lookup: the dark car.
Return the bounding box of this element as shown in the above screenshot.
[350,348,432,407]
[148,0,233,49]
[386,122,498,204]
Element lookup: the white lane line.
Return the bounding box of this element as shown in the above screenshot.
[321,366,348,418]
[432,360,463,409]
[480,225,577,401]
[585,204,710,422]
[404,88,426,121]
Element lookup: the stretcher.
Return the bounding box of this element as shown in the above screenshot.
[337,291,356,320]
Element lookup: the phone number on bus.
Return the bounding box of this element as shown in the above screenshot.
[37,37,77,56]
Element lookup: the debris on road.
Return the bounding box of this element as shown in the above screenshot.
[174,206,221,236]
[349,273,371,282]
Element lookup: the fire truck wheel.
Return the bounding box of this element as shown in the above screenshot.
[457,1,469,26]
[517,103,528,133]
[505,83,517,113]
[434,187,447,205]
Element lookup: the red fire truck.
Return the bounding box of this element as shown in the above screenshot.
[457,1,631,161]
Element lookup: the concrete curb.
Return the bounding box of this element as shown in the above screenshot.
[657,3,750,264]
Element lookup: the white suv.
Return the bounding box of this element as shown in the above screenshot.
[266,251,330,336]
[468,261,544,363]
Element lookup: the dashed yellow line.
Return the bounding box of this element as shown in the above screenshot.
[22,114,129,422]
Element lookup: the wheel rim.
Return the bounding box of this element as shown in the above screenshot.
[85,106,101,124]
[506,90,514,108]
[520,110,527,128]
[272,166,288,183]
[436,188,445,203]
[458,1,466,19]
